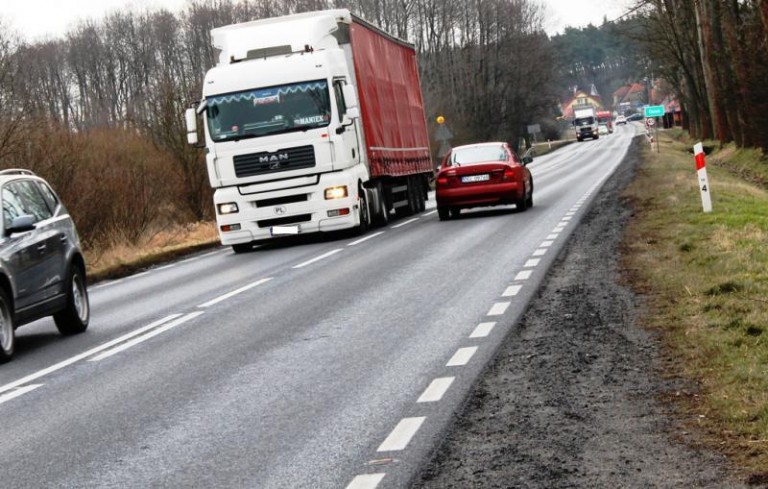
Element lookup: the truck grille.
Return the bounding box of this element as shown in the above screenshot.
[234,145,316,178]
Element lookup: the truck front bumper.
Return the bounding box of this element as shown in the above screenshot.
[214,172,361,245]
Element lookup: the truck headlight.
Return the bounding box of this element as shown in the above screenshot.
[324,186,348,200]
[217,202,239,214]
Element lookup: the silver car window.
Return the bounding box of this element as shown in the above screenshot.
[5,181,53,224]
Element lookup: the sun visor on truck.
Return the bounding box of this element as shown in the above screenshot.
[211,14,340,65]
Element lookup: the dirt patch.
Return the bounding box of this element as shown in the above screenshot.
[413,137,751,489]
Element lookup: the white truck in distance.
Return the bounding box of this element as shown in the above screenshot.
[573,104,599,141]
[185,9,433,253]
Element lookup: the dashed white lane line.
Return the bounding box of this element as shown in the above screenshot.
[514,270,532,281]
[546,233,559,240]
[348,231,385,246]
[562,216,573,221]
[89,312,205,362]
[540,240,554,247]
[532,248,547,257]
[377,417,426,452]
[503,285,522,297]
[524,258,541,268]
[391,218,419,229]
[487,302,510,316]
[346,473,385,489]
[0,314,184,395]
[447,346,478,367]
[198,278,273,308]
[293,249,343,269]
[470,322,496,338]
[0,384,44,406]
[417,377,455,403]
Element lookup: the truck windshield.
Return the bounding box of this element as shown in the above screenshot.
[575,117,595,126]
[206,80,331,142]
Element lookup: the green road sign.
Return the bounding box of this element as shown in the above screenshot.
[644,105,665,117]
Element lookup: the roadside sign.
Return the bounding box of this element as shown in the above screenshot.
[527,124,541,134]
[644,105,665,118]
[646,118,655,127]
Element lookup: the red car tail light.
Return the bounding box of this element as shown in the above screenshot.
[502,167,516,181]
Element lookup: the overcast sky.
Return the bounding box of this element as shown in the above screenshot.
[1,0,632,42]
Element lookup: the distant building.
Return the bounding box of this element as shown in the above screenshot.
[612,83,646,112]
[561,89,603,119]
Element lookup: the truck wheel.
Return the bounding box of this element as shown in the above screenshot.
[417,178,426,212]
[355,186,370,235]
[437,206,450,221]
[372,183,389,227]
[0,287,15,363]
[54,264,89,336]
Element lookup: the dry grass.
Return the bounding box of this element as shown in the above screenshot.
[623,131,768,479]
[85,221,219,282]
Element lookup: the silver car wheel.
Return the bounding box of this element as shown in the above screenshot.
[0,295,12,352]
[72,273,89,323]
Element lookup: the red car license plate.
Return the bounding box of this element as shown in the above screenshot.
[461,174,490,183]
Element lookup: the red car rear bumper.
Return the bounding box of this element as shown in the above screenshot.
[437,181,522,207]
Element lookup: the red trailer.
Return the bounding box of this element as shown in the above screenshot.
[348,13,434,220]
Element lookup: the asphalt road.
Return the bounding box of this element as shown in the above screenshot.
[1,125,637,488]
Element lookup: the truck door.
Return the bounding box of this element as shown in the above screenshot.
[333,79,360,168]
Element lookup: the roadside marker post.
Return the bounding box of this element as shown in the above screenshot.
[693,142,713,213]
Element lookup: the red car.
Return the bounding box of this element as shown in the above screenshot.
[435,142,534,220]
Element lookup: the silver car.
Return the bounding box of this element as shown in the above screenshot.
[0,169,89,362]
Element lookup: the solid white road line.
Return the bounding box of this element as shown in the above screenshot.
[514,270,532,281]
[391,218,419,229]
[377,417,426,452]
[0,384,43,406]
[348,231,385,246]
[470,322,496,338]
[153,263,176,271]
[293,249,343,269]
[345,474,386,489]
[124,271,151,281]
[0,314,183,395]
[502,285,522,297]
[198,278,273,308]
[89,312,205,362]
[423,210,437,216]
[487,302,510,316]
[447,347,478,367]
[417,377,455,403]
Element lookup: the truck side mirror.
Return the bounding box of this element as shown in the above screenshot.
[342,84,359,111]
[185,108,199,145]
[346,107,360,120]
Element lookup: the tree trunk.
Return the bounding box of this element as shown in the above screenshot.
[694,0,730,143]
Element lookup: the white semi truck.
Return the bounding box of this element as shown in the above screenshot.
[185,9,433,252]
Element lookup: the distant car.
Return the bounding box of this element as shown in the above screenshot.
[0,169,90,363]
[615,115,627,125]
[598,124,610,135]
[627,113,644,122]
[435,142,533,220]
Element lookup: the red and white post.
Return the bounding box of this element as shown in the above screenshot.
[693,142,713,213]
